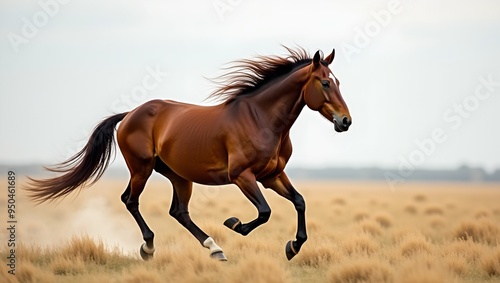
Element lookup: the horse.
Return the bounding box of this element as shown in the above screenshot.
[26,47,351,261]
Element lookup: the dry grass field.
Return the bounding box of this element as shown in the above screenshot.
[1,177,500,283]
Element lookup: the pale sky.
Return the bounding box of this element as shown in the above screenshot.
[1,0,499,172]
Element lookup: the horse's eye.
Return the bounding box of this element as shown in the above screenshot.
[321,80,330,88]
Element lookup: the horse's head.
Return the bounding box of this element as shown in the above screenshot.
[302,49,351,132]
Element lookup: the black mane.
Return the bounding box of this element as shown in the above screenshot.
[208,46,312,103]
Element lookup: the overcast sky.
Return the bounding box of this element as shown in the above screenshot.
[1,0,499,172]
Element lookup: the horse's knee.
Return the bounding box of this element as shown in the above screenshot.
[121,185,131,205]
[121,192,129,205]
[258,209,271,223]
[169,209,181,222]
[294,195,306,212]
[171,210,191,226]
[126,201,139,212]
[169,208,177,218]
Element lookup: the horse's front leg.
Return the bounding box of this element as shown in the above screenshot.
[261,172,307,260]
[224,168,271,236]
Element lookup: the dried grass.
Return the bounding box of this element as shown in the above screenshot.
[342,233,379,256]
[444,238,484,264]
[328,257,394,283]
[445,254,468,275]
[50,256,85,275]
[228,253,291,283]
[481,249,500,277]
[424,205,444,215]
[122,265,162,283]
[374,213,393,228]
[396,256,455,283]
[353,211,369,222]
[399,233,432,257]
[453,219,500,245]
[413,194,427,202]
[61,235,109,264]
[331,198,346,205]
[404,204,418,214]
[4,179,500,283]
[357,219,383,236]
[296,241,342,267]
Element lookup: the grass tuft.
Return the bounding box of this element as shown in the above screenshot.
[122,265,162,283]
[328,258,394,283]
[399,233,432,257]
[453,219,500,245]
[404,204,418,214]
[374,213,393,228]
[481,249,500,277]
[50,256,85,275]
[62,235,109,264]
[229,254,291,283]
[357,219,383,236]
[413,194,427,202]
[343,233,378,256]
[396,257,454,283]
[296,241,342,267]
[424,205,444,215]
[353,211,369,222]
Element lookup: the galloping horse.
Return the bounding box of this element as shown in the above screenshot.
[26,47,351,261]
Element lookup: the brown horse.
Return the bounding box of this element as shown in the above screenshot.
[26,47,351,261]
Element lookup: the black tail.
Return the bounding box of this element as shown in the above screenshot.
[26,112,128,204]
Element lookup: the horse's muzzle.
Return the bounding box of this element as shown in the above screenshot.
[333,115,351,132]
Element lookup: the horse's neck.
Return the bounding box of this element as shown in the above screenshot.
[248,68,309,133]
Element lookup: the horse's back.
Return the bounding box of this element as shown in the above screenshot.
[118,98,207,133]
[118,99,230,183]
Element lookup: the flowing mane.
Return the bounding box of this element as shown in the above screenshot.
[208,46,312,103]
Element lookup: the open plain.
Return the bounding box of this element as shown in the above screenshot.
[1,178,500,283]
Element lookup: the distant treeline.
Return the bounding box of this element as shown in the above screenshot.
[2,164,500,183]
[287,166,500,182]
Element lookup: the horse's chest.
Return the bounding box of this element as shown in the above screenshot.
[229,132,290,179]
[254,149,286,179]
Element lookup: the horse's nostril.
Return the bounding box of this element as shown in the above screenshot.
[342,116,349,127]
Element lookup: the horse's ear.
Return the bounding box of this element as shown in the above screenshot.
[325,49,335,65]
[313,50,321,68]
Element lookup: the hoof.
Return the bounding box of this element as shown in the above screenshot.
[210,251,228,261]
[140,243,154,261]
[224,217,242,231]
[285,240,298,261]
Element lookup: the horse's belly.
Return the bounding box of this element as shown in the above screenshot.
[158,141,230,185]
[171,165,230,185]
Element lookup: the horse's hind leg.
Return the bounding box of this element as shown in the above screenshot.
[154,158,227,261]
[120,156,156,260]
[116,101,160,260]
